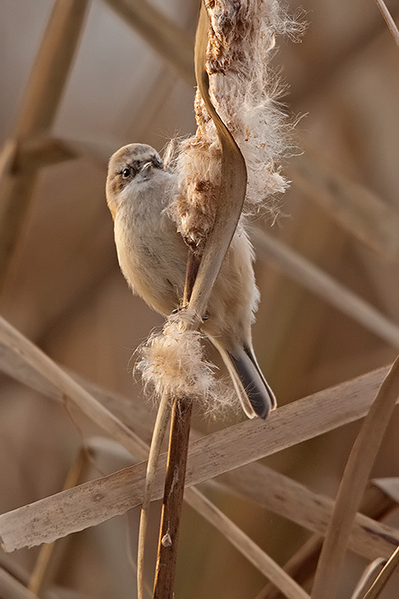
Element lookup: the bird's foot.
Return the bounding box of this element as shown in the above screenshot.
[171,306,209,323]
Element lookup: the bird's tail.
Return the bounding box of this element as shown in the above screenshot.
[211,339,277,419]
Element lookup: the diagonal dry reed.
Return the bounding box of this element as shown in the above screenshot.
[311,355,399,599]
[0,363,396,553]
[218,461,399,562]
[2,328,397,563]
[291,141,399,261]
[375,0,399,45]
[0,316,148,460]
[0,341,155,446]
[104,0,194,85]
[251,228,399,348]
[185,487,310,599]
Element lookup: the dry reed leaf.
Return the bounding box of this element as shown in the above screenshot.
[251,228,399,348]
[185,487,310,599]
[311,355,399,599]
[4,336,395,559]
[0,568,39,599]
[0,316,148,460]
[0,364,394,552]
[1,333,393,554]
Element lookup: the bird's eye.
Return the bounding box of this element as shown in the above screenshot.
[122,167,131,178]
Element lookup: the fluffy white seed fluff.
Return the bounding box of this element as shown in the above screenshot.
[136,313,238,415]
[171,0,302,246]
[136,314,215,399]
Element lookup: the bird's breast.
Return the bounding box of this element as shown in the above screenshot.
[114,205,187,315]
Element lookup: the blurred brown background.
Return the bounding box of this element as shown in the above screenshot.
[1,0,399,597]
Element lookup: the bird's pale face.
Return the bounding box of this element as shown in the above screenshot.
[106,143,164,218]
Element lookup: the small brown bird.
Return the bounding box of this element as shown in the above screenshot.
[106,143,276,419]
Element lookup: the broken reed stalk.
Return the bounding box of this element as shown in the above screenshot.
[0,0,88,291]
[311,354,399,599]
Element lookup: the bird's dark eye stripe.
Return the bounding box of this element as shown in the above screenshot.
[118,156,163,178]
[118,163,139,178]
[152,156,163,169]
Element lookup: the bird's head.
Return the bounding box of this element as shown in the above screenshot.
[106,143,165,219]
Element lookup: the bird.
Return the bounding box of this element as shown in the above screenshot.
[106,142,276,419]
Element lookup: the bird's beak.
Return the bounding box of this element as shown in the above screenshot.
[141,162,152,173]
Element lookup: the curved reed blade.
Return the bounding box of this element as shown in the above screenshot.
[360,547,399,598]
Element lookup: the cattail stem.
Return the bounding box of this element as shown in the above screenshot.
[153,396,193,599]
